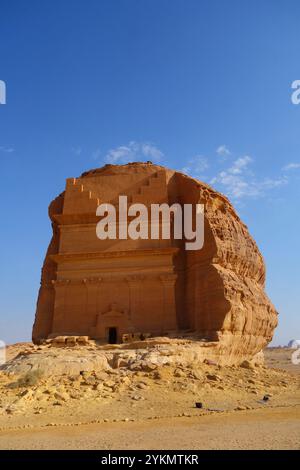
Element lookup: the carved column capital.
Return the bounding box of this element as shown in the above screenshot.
[84,277,102,285]
[159,273,177,284]
[125,275,145,284]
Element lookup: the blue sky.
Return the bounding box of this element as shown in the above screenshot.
[0,0,299,345]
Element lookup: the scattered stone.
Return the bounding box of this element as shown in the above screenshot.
[206,374,220,382]
[103,380,115,389]
[83,376,96,386]
[140,362,157,373]
[190,370,203,380]
[204,359,217,366]
[174,369,185,378]
[136,382,148,390]
[69,375,81,382]
[132,395,142,401]
[54,391,69,402]
[240,360,255,370]
[19,389,34,399]
[153,371,163,380]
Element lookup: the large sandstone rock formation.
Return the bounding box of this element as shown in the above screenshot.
[32,162,277,364]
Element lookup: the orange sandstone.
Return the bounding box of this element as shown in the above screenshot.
[32,162,277,362]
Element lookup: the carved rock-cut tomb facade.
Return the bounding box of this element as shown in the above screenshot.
[33,163,277,362]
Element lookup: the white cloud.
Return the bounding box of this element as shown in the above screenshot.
[140,143,164,161]
[210,172,259,199]
[227,155,252,174]
[260,176,288,189]
[92,148,101,160]
[216,144,231,157]
[104,141,164,164]
[71,146,82,156]
[282,162,300,171]
[0,146,14,153]
[182,155,209,177]
[210,156,288,200]
[105,144,134,163]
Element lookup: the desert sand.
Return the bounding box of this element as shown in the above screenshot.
[0,342,299,450]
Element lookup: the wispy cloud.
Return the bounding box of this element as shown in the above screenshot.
[104,141,164,164]
[259,176,289,190]
[92,148,101,160]
[140,142,164,161]
[282,162,300,171]
[182,155,209,177]
[0,146,14,153]
[210,156,288,200]
[226,155,253,174]
[216,144,231,157]
[71,146,82,156]
[182,145,292,202]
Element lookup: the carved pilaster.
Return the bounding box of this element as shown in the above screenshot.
[159,274,177,332]
[126,275,144,322]
[51,279,69,331]
[85,277,102,319]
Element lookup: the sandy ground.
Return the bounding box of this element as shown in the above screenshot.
[0,406,299,450]
[0,345,299,450]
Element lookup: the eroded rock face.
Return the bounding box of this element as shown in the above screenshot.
[32,162,277,364]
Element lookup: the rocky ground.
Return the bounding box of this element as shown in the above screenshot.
[0,340,299,449]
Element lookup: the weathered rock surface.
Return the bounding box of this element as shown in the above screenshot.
[0,344,298,432]
[32,162,278,364]
[1,338,265,377]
